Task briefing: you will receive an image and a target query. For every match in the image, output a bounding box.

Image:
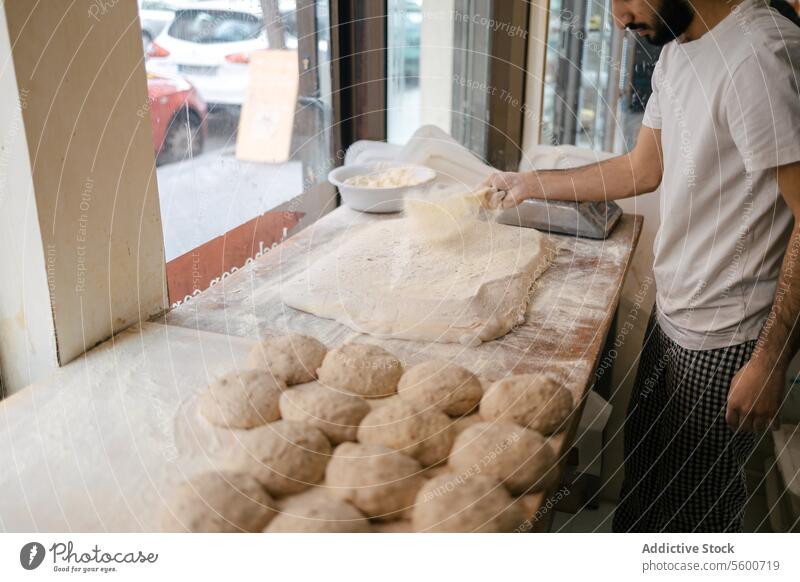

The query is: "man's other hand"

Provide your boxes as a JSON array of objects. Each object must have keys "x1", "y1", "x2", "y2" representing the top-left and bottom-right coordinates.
[
  {"x1": 726, "y1": 359, "x2": 783, "y2": 432},
  {"x1": 480, "y1": 171, "x2": 539, "y2": 208}
]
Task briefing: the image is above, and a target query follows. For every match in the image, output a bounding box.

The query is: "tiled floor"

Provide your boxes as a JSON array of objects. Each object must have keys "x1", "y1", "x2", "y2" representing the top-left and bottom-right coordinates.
[
  {"x1": 550, "y1": 502, "x2": 616, "y2": 533},
  {"x1": 548, "y1": 493, "x2": 773, "y2": 533}
]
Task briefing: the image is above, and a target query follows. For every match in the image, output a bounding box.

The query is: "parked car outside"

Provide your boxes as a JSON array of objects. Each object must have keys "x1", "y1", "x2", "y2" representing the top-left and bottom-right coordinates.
[
  {"x1": 147, "y1": 73, "x2": 208, "y2": 165},
  {"x1": 145, "y1": 2, "x2": 298, "y2": 108},
  {"x1": 139, "y1": 0, "x2": 177, "y2": 51}
]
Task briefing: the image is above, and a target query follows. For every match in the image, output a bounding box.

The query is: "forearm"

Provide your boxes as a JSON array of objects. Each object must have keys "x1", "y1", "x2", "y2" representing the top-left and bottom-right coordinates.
[
  {"x1": 752, "y1": 222, "x2": 800, "y2": 370},
  {"x1": 521, "y1": 153, "x2": 661, "y2": 203}
]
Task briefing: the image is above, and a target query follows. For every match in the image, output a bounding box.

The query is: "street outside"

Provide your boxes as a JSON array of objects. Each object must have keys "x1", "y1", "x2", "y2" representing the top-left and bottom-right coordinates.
[{"x1": 156, "y1": 110, "x2": 303, "y2": 262}]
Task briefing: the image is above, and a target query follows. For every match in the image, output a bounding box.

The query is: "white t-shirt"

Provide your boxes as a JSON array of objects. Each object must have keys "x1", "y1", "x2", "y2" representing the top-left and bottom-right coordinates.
[{"x1": 643, "y1": 0, "x2": 800, "y2": 350}]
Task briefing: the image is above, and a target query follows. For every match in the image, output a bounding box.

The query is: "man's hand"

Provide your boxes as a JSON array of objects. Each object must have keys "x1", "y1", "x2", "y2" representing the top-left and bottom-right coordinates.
[
  {"x1": 477, "y1": 126, "x2": 663, "y2": 207},
  {"x1": 480, "y1": 171, "x2": 539, "y2": 208},
  {"x1": 728, "y1": 162, "x2": 800, "y2": 433},
  {"x1": 726, "y1": 359, "x2": 783, "y2": 432}
]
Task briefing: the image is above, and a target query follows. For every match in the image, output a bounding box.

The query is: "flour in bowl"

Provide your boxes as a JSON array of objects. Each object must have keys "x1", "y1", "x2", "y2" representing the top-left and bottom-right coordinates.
[{"x1": 344, "y1": 167, "x2": 425, "y2": 188}]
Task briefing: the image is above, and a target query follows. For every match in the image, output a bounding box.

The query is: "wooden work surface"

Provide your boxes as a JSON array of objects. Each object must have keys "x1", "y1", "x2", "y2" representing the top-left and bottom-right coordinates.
[
  {"x1": 0, "y1": 206, "x2": 641, "y2": 532},
  {"x1": 167, "y1": 207, "x2": 642, "y2": 383},
  {"x1": 165, "y1": 206, "x2": 643, "y2": 530}
]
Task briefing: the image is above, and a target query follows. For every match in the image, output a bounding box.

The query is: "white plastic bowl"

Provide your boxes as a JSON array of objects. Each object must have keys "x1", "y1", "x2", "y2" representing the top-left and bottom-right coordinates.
[{"x1": 328, "y1": 163, "x2": 437, "y2": 213}]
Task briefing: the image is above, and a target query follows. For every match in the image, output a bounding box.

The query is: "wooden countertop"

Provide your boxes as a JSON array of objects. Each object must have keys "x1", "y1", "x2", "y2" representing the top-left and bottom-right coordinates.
[
  {"x1": 165, "y1": 206, "x2": 643, "y2": 530},
  {"x1": 0, "y1": 205, "x2": 641, "y2": 532},
  {"x1": 167, "y1": 207, "x2": 642, "y2": 386}
]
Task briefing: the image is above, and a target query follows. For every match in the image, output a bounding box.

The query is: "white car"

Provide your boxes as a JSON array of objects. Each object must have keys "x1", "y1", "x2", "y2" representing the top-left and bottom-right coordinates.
[
  {"x1": 145, "y1": 1, "x2": 297, "y2": 108},
  {"x1": 139, "y1": 0, "x2": 177, "y2": 50}
]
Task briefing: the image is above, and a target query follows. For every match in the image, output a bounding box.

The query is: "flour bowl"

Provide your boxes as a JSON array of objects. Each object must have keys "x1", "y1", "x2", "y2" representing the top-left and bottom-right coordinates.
[{"x1": 328, "y1": 163, "x2": 437, "y2": 213}]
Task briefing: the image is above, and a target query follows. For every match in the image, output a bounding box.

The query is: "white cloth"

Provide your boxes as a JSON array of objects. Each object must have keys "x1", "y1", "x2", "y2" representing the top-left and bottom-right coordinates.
[{"x1": 643, "y1": 0, "x2": 800, "y2": 350}]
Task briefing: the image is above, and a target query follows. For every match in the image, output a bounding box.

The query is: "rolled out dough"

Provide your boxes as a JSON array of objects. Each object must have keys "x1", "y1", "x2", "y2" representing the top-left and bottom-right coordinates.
[{"x1": 280, "y1": 217, "x2": 555, "y2": 345}]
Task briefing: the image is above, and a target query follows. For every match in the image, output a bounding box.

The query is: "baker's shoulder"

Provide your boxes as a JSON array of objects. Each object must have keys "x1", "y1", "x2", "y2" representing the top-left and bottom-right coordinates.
[
  {"x1": 652, "y1": 39, "x2": 678, "y2": 70},
  {"x1": 738, "y1": 3, "x2": 800, "y2": 65}
]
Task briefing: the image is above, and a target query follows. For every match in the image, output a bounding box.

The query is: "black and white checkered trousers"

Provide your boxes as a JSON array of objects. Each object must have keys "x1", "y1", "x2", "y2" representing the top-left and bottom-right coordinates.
[{"x1": 612, "y1": 312, "x2": 757, "y2": 533}]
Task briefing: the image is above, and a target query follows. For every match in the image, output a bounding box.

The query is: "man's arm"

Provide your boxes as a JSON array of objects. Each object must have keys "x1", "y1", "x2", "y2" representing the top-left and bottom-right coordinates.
[
  {"x1": 481, "y1": 125, "x2": 663, "y2": 208},
  {"x1": 727, "y1": 160, "x2": 800, "y2": 432}
]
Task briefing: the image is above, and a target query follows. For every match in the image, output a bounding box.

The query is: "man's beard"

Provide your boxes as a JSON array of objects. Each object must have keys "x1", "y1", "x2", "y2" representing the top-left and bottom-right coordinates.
[{"x1": 629, "y1": 0, "x2": 695, "y2": 46}]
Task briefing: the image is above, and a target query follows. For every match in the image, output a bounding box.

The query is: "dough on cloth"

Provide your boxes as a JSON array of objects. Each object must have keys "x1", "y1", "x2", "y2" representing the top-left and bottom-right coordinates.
[
  {"x1": 279, "y1": 382, "x2": 370, "y2": 444},
  {"x1": 325, "y1": 442, "x2": 425, "y2": 521},
  {"x1": 448, "y1": 421, "x2": 556, "y2": 495},
  {"x1": 480, "y1": 374, "x2": 574, "y2": 435},
  {"x1": 265, "y1": 495, "x2": 371, "y2": 533},
  {"x1": 280, "y1": 218, "x2": 555, "y2": 345},
  {"x1": 397, "y1": 360, "x2": 482, "y2": 416},
  {"x1": 317, "y1": 343, "x2": 403, "y2": 398},
  {"x1": 228, "y1": 420, "x2": 331, "y2": 497},
  {"x1": 411, "y1": 473, "x2": 525, "y2": 532},
  {"x1": 357, "y1": 400, "x2": 454, "y2": 467},
  {"x1": 161, "y1": 471, "x2": 275, "y2": 532},
  {"x1": 246, "y1": 334, "x2": 327, "y2": 385},
  {"x1": 199, "y1": 369, "x2": 285, "y2": 429}
]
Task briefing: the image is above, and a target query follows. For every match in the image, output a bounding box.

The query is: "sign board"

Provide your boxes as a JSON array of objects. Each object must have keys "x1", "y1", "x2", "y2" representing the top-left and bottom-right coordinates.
[{"x1": 236, "y1": 50, "x2": 299, "y2": 163}]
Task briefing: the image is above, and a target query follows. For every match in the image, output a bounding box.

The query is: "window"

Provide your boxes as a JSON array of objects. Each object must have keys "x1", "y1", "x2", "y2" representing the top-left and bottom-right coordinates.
[
  {"x1": 386, "y1": 0, "x2": 530, "y2": 169},
  {"x1": 387, "y1": 0, "x2": 424, "y2": 144},
  {"x1": 168, "y1": 9, "x2": 264, "y2": 44},
  {"x1": 139, "y1": 0, "x2": 335, "y2": 306},
  {"x1": 542, "y1": 0, "x2": 660, "y2": 154}
]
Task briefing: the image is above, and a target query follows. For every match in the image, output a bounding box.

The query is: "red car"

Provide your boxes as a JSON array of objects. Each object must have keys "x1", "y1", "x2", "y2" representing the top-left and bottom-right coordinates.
[{"x1": 147, "y1": 73, "x2": 208, "y2": 165}]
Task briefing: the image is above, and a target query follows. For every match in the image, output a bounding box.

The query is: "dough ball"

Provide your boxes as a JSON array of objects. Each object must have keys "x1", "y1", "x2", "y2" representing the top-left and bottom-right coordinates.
[
  {"x1": 325, "y1": 442, "x2": 425, "y2": 520},
  {"x1": 397, "y1": 360, "x2": 483, "y2": 416},
  {"x1": 199, "y1": 369, "x2": 285, "y2": 429},
  {"x1": 317, "y1": 343, "x2": 403, "y2": 398},
  {"x1": 247, "y1": 334, "x2": 327, "y2": 385},
  {"x1": 449, "y1": 413, "x2": 484, "y2": 439},
  {"x1": 229, "y1": 420, "x2": 331, "y2": 497},
  {"x1": 448, "y1": 421, "x2": 556, "y2": 495},
  {"x1": 279, "y1": 382, "x2": 370, "y2": 444},
  {"x1": 265, "y1": 495, "x2": 371, "y2": 532},
  {"x1": 412, "y1": 473, "x2": 525, "y2": 532},
  {"x1": 480, "y1": 374, "x2": 574, "y2": 435},
  {"x1": 161, "y1": 471, "x2": 275, "y2": 532},
  {"x1": 357, "y1": 400, "x2": 454, "y2": 467}
]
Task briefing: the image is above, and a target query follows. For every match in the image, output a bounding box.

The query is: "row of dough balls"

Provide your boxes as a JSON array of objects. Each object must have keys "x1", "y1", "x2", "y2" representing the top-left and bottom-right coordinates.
[{"x1": 164, "y1": 335, "x2": 574, "y2": 532}]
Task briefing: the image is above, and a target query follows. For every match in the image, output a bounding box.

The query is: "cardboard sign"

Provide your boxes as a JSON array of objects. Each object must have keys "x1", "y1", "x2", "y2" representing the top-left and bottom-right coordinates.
[{"x1": 236, "y1": 50, "x2": 298, "y2": 163}]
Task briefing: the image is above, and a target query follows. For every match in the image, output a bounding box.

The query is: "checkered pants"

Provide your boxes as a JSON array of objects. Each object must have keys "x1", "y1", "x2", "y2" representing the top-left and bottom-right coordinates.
[{"x1": 612, "y1": 313, "x2": 757, "y2": 533}]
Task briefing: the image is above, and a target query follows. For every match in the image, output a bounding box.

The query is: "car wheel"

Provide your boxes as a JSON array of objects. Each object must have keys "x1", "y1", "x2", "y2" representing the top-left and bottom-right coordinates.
[{"x1": 157, "y1": 109, "x2": 205, "y2": 166}]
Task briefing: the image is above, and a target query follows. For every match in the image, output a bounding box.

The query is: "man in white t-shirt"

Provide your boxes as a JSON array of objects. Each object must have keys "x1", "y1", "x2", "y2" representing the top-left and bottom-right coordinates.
[{"x1": 484, "y1": 0, "x2": 800, "y2": 532}]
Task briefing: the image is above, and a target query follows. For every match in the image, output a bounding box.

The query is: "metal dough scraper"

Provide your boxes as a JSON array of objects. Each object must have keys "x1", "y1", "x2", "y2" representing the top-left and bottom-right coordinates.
[{"x1": 495, "y1": 199, "x2": 622, "y2": 240}]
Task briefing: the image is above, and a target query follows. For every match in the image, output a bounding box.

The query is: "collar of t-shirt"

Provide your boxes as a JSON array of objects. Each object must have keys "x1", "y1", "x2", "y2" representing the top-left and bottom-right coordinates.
[{"x1": 674, "y1": 0, "x2": 754, "y2": 51}]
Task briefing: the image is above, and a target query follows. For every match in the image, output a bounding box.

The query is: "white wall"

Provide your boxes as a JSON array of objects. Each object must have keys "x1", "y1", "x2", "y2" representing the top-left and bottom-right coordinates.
[
  {"x1": 0, "y1": 1, "x2": 167, "y2": 394},
  {"x1": 0, "y1": 7, "x2": 59, "y2": 394}
]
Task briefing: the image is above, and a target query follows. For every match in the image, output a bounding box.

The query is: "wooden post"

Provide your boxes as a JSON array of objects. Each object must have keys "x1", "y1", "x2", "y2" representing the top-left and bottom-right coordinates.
[{"x1": 0, "y1": 1, "x2": 167, "y2": 395}]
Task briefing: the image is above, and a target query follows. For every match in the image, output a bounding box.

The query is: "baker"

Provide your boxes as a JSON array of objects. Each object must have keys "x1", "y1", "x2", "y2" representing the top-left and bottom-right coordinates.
[{"x1": 483, "y1": 0, "x2": 800, "y2": 532}]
